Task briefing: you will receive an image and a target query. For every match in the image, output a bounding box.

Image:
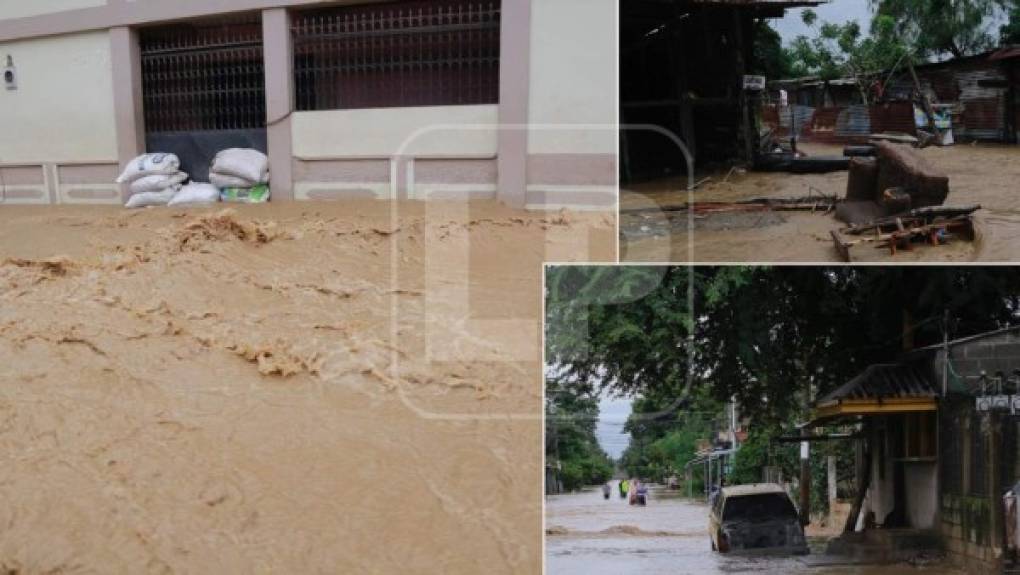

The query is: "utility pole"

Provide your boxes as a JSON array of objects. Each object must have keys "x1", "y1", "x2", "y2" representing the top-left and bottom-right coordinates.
[{"x1": 800, "y1": 357, "x2": 812, "y2": 528}]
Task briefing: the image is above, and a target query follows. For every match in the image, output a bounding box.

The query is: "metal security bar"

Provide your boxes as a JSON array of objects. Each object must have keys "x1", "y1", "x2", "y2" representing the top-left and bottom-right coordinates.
[
  {"x1": 292, "y1": 1, "x2": 501, "y2": 111},
  {"x1": 140, "y1": 15, "x2": 266, "y2": 133}
]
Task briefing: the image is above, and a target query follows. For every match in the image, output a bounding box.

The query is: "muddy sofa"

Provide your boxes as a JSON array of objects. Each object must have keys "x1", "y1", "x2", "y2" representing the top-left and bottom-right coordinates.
[{"x1": 836, "y1": 142, "x2": 950, "y2": 225}]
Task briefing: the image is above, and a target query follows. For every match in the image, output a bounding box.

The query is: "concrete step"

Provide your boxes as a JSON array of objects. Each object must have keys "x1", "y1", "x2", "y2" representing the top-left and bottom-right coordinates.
[
  {"x1": 827, "y1": 529, "x2": 942, "y2": 563},
  {"x1": 863, "y1": 528, "x2": 942, "y2": 551}
]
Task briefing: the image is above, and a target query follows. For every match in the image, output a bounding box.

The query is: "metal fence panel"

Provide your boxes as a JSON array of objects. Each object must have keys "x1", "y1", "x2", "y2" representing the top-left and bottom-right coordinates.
[
  {"x1": 140, "y1": 15, "x2": 266, "y2": 133},
  {"x1": 292, "y1": 1, "x2": 501, "y2": 111}
]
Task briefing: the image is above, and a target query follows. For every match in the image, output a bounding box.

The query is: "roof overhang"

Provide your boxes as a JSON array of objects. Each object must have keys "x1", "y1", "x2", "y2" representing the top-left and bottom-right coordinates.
[{"x1": 814, "y1": 397, "x2": 937, "y2": 421}]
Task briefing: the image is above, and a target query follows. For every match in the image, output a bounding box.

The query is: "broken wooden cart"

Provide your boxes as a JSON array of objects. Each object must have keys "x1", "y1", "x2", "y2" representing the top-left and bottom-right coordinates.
[{"x1": 830, "y1": 206, "x2": 980, "y2": 262}]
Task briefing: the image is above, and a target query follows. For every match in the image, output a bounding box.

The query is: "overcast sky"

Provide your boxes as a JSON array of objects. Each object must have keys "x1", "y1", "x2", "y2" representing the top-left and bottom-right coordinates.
[
  {"x1": 772, "y1": 0, "x2": 872, "y2": 45},
  {"x1": 597, "y1": 394, "x2": 632, "y2": 460}
]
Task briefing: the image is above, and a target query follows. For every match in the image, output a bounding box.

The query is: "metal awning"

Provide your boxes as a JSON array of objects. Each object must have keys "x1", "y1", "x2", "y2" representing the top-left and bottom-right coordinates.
[{"x1": 808, "y1": 363, "x2": 938, "y2": 426}]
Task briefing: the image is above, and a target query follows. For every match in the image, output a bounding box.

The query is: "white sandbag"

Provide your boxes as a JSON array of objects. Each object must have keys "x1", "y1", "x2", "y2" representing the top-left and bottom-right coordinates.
[
  {"x1": 210, "y1": 148, "x2": 269, "y2": 184},
  {"x1": 209, "y1": 172, "x2": 258, "y2": 189},
  {"x1": 168, "y1": 183, "x2": 221, "y2": 206},
  {"x1": 130, "y1": 171, "x2": 189, "y2": 195},
  {"x1": 116, "y1": 153, "x2": 181, "y2": 184},
  {"x1": 124, "y1": 188, "x2": 178, "y2": 209}
]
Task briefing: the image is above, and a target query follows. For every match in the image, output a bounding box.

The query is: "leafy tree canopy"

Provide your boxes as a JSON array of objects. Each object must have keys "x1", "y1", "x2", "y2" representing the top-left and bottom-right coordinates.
[
  {"x1": 1001, "y1": 0, "x2": 1020, "y2": 43},
  {"x1": 545, "y1": 378, "x2": 614, "y2": 490},
  {"x1": 872, "y1": 0, "x2": 1004, "y2": 59},
  {"x1": 546, "y1": 267, "x2": 1020, "y2": 428},
  {"x1": 785, "y1": 10, "x2": 910, "y2": 101}
]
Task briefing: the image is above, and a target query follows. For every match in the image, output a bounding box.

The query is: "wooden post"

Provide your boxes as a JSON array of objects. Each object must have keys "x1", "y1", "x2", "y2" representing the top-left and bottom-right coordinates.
[
  {"x1": 733, "y1": 10, "x2": 752, "y2": 164},
  {"x1": 1005, "y1": 61, "x2": 1018, "y2": 144},
  {"x1": 800, "y1": 429, "x2": 811, "y2": 527},
  {"x1": 828, "y1": 455, "x2": 838, "y2": 508},
  {"x1": 845, "y1": 435, "x2": 873, "y2": 534}
]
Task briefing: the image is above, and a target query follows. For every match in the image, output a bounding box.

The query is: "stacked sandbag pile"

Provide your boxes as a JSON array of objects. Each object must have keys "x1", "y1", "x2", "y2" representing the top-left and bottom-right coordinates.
[
  {"x1": 209, "y1": 148, "x2": 271, "y2": 203},
  {"x1": 168, "y1": 183, "x2": 222, "y2": 207},
  {"x1": 117, "y1": 153, "x2": 188, "y2": 208}
]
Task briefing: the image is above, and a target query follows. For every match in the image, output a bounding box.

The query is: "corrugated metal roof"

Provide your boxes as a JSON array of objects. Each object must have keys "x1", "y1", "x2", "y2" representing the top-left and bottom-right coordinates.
[
  {"x1": 818, "y1": 363, "x2": 937, "y2": 405},
  {"x1": 989, "y1": 45, "x2": 1020, "y2": 61}
]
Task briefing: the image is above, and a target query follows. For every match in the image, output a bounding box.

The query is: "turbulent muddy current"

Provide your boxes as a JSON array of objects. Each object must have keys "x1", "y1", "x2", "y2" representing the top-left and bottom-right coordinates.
[
  {"x1": 0, "y1": 201, "x2": 614, "y2": 574},
  {"x1": 546, "y1": 486, "x2": 965, "y2": 575}
]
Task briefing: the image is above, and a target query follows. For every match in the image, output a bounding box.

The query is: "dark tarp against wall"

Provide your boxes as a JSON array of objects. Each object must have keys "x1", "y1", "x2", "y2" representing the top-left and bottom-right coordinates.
[
  {"x1": 146, "y1": 130, "x2": 268, "y2": 183},
  {"x1": 140, "y1": 15, "x2": 267, "y2": 183}
]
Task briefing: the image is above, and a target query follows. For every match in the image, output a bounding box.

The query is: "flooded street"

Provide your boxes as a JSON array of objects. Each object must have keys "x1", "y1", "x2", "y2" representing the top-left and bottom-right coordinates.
[
  {"x1": 621, "y1": 143, "x2": 1020, "y2": 263},
  {"x1": 546, "y1": 485, "x2": 965, "y2": 575}
]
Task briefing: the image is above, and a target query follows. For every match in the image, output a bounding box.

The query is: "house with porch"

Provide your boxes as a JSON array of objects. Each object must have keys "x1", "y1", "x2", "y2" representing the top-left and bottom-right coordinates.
[{"x1": 803, "y1": 326, "x2": 1020, "y2": 572}]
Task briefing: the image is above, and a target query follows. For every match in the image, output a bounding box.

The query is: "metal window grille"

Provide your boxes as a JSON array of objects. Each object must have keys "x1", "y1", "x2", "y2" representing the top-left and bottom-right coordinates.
[
  {"x1": 1002, "y1": 418, "x2": 1019, "y2": 492},
  {"x1": 140, "y1": 15, "x2": 266, "y2": 133},
  {"x1": 971, "y1": 414, "x2": 988, "y2": 496},
  {"x1": 292, "y1": 1, "x2": 501, "y2": 111}
]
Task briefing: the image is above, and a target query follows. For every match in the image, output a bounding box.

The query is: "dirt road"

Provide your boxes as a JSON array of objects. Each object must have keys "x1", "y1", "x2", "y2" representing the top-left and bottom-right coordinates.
[
  {"x1": 546, "y1": 485, "x2": 964, "y2": 575},
  {"x1": 0, "y1": 201, "x2": 614, "y2": 574},
  {"x1": 621, "y1": 143, "x2": 1020, "y2": 262}
]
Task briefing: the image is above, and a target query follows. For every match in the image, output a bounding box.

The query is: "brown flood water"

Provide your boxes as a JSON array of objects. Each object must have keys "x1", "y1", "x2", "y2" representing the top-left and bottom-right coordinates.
[
  {"x1": 0, "y1": 201, "x2": 615, "y2": 574},
  {"x1": 621, "y1": 142, "x2": 1020, "y2": 262},
  {"x1": 546, "y1": 485, "x2": 965, "y2": 575}
]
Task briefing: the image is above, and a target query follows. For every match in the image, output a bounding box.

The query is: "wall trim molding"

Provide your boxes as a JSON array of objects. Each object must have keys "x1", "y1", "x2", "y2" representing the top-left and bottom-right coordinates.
[{"x1": 0, "y1": 1, "x2": 375, "y2": 43}]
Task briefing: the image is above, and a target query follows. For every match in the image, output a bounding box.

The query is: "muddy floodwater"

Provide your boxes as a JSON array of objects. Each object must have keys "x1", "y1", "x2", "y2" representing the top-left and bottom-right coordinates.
[
  {"x1": 546, "y1": 485, "x2": 965, "y2": 575},
  {"x1": 621, "y1": 142, "x2": 1020, "y2": 262},
  {"x1": 0, "y1": 201, "x2": 614, "y2": 574}
]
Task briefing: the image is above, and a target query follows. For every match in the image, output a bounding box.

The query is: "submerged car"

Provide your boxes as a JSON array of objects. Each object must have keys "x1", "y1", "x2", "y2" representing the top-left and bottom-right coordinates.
[{"x1": 709, "y1": 483, "x2": 809, "y2": 555}]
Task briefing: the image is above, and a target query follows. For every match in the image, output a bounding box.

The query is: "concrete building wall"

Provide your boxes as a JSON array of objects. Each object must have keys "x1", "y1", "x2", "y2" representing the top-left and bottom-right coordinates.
[
  {"x1": 0, "y1": 0, "x2": 619, "y2": 209},
  {"x1": 0, "y1": 31, "x2": 117, "y2": 163},
  {"x1": 0, "y1": 0, "x2": 105, "y2": 21},
  {"x1": 941, "y1": 494, "x2": 1000, "y2": 570},
  {"x1": 0, "y1": 30, "x2": 120, "y2": 204},
  {"x1": 525, "y1": 0, "x2": 616, "y2": 210},
  {"x1": 291, "y1": 105, "x2": 499, "y2": 201},
  {"x1": 905, "y1": 462, "x2": 937, "y2": 529},
  {"x1": 293, "y1": 106, "x2": 499, "y2": 159},
  {"x1": 935, "y1": 329, "x2": 1020, "y2": 382}
]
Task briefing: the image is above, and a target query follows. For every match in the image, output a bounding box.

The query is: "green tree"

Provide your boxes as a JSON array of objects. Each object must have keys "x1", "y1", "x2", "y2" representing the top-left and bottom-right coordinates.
[
  {"x1": 546, "y1": 378, "x2": 614, "y2": 491},
  {"x1": 1001, "y1": 0, "x2": 1020, "y2": 43},
  {"x1": 546, "y1": 266, "x2": 1020, "y2": 428},
  {"x1": 785, "y1": 11, "x2": 910, "y2": 102},
  {"x1": 619, "y1": 388, "x2": 723, "y2": 482},
  {"x1": 754, "y1": 20, "x2": 793, "y2": 80},
  {"x1": 872, "y1": 0, "x2": 1004, "y2": 58},
  {"x1": 729, "y1": 426, "x2": 855, "y2": 515}
]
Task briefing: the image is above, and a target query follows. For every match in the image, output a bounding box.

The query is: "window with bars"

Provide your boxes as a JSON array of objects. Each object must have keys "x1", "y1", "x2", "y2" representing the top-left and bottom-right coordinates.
[
  {"x1": 140, "y1": 15, "x2": 267, "y2": 133},
  {"x1": 292, "y1": 1, "x2": 501, "y2": 111}
]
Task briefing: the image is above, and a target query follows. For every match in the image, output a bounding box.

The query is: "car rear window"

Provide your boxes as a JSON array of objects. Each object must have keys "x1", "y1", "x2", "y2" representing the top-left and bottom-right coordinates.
[{"x1": 722, "y1": 493, "x2": 798, "y2": 522}]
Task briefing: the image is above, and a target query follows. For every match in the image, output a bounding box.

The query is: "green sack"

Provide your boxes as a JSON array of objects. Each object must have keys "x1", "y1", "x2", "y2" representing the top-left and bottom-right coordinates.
[{"x1": 220, "y1": 184, "x2": 270, "y2": 204}]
